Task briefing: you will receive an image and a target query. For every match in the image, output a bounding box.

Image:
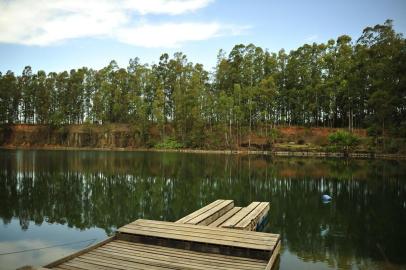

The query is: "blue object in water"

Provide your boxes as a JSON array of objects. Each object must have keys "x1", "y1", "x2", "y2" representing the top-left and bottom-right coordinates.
[
  {"x1": 322, "y1": 194, "x2": 332, "y2": 201},
  {"x1": 256, "y1": 214, "x2": 269, "y2": 231}
]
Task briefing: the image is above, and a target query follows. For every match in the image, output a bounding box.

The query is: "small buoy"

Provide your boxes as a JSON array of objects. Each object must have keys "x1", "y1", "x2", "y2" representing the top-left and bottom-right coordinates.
[{"x1": 322, "y1": 194, "x2": 332, "y2": 201}]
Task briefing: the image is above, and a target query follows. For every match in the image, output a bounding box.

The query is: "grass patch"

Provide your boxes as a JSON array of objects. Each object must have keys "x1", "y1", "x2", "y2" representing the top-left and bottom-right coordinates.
[{"x1": 155, "y1": 138, "x2": 184, "y2": 149}]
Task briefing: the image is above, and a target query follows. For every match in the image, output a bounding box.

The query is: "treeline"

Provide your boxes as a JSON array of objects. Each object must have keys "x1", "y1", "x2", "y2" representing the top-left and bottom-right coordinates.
[{"x1": 0, "y1": 20, "x2": 405, "y2": 146}]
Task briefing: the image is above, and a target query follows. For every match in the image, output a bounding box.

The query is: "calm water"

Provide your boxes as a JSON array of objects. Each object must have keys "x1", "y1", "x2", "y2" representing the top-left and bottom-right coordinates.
[{"x1": 0, "y1": 150, "x2": 406, "y2": 270}]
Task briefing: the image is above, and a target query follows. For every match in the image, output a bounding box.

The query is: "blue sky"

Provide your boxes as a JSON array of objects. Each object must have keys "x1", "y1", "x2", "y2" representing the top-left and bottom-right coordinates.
[{"x1": 0, "y1": 0, "x2": 405, "y2": 74}]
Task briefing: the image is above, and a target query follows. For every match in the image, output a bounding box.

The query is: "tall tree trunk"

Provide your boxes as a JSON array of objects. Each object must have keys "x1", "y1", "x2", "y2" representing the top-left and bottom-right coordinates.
[
  {"x1": 382, "y1": 118, "x2": 385, "y2": 152},
  {"x1": 229, "y1": 110, "x2": 232, "y2": 149},
  {"x1": 249, "y1": 100, "x2": 252, "y2": 149}
]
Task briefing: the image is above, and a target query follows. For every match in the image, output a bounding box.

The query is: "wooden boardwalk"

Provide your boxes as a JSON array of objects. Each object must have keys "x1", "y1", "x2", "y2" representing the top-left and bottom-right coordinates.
[
  {"x1": 40, "y1": 200, "x2": 280, "y2": 270},
  {"x1": 176, "y1": 199, "x2": 270, "y2": 231},
  {"x1": 46, "y1": 238, "x2": 272, "y2": 270}
]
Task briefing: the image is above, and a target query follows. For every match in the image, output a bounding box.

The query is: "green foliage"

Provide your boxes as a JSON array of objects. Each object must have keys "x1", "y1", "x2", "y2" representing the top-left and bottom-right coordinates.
[
  {"x1": 0, "y1": 20, "x2": 405, "y2": 150},
  {"x1": 367, "y1": 126, "x2": 380, "y2": 137},
  {"x1": 268, "y1": 128, "x2": 281, "y2": 143},
  {"x1": 387, "y1": 138, "x2": 400, "y2": 154},
  {"x1": 328, "y1": 131, "x2": 360, "y2": 153},
  {"x1": 373, "y1": 137, "x2": 406, "y2": 154},
  {"x1": 155, "y1": 138, "x2": 184, "y2": 149}
]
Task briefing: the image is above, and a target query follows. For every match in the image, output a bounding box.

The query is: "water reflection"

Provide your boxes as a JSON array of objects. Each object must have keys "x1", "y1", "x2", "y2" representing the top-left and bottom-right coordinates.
[
  {"x1": 0, "y1": 218, "x2": 106, "y2": 269},
  {"x1": 0, "y1": 150, "x2": 406, "y2": 269},
  {"x1": 0, "y1": 239, "x2": 76, "y2": 269}
]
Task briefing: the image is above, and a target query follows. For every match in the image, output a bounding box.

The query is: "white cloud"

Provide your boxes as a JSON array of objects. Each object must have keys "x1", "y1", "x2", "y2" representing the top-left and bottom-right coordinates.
[
  {"x1": 0, "y1": 0, "x2": 127, "y2": 45},
  {"x1": 0, "y1": 0, "x2": 245, "y2": 47},
  {"x1": 124, "y1": 0, "x2": 214, "y2": 15},
  {"x1": 117, "y1": 22, "x2": 221, "y2": 47}
]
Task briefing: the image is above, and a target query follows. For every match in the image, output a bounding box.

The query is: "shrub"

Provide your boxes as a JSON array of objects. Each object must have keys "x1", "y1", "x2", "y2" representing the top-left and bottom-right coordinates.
[
  {"x1": 387, "y1": 138, "x2": 399, "y2": 153},
  {"x1": 328, "y1": 131, "x2": 360, "y2": 154},
  {"x1": 367, "y1": 126, "x2": 380, "y2": 137},
  {"x1": 268, "y1": 128, "x2": 281, "y2": 143},
  {"x1": 155, "y1": 138, "x2": 184, "y2": 149}
]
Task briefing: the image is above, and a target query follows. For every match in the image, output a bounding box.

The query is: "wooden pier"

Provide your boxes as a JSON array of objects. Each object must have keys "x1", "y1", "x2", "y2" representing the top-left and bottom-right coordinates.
[
  {"x1": 176, "y1": 200, "x2": 270, "y2": 231},
  {"x1": 38, "y1": 200, "x2": 280, "y2": 270}
]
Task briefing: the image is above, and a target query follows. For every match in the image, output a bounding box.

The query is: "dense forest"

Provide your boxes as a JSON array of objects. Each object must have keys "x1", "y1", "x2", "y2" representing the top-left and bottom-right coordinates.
[{"x1": 0, "y1": 20, "x2": 405, "y2": 147}]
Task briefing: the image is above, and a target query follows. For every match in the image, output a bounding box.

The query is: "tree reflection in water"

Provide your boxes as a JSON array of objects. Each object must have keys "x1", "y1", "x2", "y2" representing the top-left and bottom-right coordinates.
[{"x1": 0, "y1": 150, "x2": 405, "y2": 269}]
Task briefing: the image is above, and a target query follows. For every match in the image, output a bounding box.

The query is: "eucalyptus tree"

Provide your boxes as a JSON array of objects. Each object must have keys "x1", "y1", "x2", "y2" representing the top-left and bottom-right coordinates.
[
  {"x1": 20, "y1": 66, "x2": 35, "y2": 123},
  {"x1": 53, "y1": 71, "x2": 69, "y2": 124},
  {"x1": 183, "y1": 64, "x2": 208, "y2": 147},
  {"x1": 258, "y1": 75, "x2": 277, "y2": 135},
  {"x1": 0, "y1": 71, "x2": 19, "y2": 123},
  {"x1": 335, "y1": 35, "x2": 354, "y2": 130},
  {"x1": 92, "y1": 61, "x2": 119, "y2": 123},
  {"x1": 83, "y1": 68, "x2": 96, "y2": 123},
  {"x1": 127, "y1": 58, "x2": 150, "y2": 126},
  {"x1": 171, "y1": 52, "x2": 192, "y2": 142},
  {"x1": 34, "y1": 70, "x2": 50, "y2": 124},
  {"x1": 275, "y1": 49, "x2": 288, "y2": 124},
  {"x1": 356, "y1": 19, "x2": 405, "y2": 135},
  {"x1": 46, "y1": 72, "x2": 59, "y2": 125}
]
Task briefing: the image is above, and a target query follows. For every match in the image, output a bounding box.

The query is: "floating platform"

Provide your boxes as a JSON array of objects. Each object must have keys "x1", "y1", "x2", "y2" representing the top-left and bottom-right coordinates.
[{"x1": 38, "y1": 200, "x2": 280, "y2": 270}]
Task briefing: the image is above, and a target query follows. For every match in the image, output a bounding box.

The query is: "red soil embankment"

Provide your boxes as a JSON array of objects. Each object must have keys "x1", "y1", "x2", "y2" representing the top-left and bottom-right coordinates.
[{"x1": 0, "y1": 124, "x2": 368, "y2": 151}]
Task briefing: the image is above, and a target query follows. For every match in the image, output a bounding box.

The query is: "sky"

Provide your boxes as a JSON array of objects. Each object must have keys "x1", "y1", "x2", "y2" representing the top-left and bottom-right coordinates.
[{"x1": 0, "y1": 0, "x2": 405, "y2": 74}]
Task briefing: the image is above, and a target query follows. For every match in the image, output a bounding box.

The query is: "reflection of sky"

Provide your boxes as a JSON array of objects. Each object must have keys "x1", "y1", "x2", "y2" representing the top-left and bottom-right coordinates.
[
  {"x1": 279, "y1": 246, "x2": 394, "y2": 270},
  {"x1": 0, "y1": 218, "x2": 107, "y2": 270},
  {"x1": 280, "y1": 249, "x2": 335, "y2": 270}
]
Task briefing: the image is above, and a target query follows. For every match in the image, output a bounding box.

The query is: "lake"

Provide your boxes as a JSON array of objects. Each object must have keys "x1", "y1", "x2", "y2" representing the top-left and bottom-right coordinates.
[{"x1": 0, "y1": 149, "x2": 405, "y2": 270}]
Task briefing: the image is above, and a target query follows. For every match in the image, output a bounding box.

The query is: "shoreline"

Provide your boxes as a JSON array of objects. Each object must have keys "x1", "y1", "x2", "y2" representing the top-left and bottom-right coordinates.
[{"x1": 1, "y1": 145, "x2": 406, "y2": 160}]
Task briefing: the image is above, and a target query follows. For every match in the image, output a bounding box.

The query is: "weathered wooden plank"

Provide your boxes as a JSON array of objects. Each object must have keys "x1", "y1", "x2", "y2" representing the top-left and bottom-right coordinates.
[
  {"x1": 109, "y1": 241, "x2": 267, "y2": 264},
  {"x1": 121, "y1": 220, "x2": 278, "y2": 244},
  {"x1": 221, "y1": 202, "x2": 261, "y2": 228},
  {"x1": 120, "y1": 233, "x2": 270, "y2": 260},
  {"x1": 64, "y1": 259, "x2": 115, "y2": 270},
  {"x1": 118, "y1": 226, "x2": 273, "y2": 250},
  {"x1": 99, "y1": 248, "x2": 262, "y2": 269},
  {"x1": 186, "y1": 200, "x2": 234, "y2": 225},
  {"x1": 120, "y1": 225, "x2": 277, "y2": 248},
  {"x1": 45, "y1": 236, "x2": 115, "y2": 268},
  {"x1": 52, "y1": 240, "x2": 269, "y2": 270},
  {"x1": 235, "y1": 202, "x2": 270, "y2": 230},
  {"x1": 54, "y1": 266, "x2": 82, "y2": 270},
  {"x1": 177, "y1": 200, "x2": 270, "y2": 232},
  {"x1": 57, "y1": 265, "x2": 90, "y2": 270},
  {"x1": 97, "y1": 241, "x2": 267, "y2": 269},
  {"x1": 76, "y1": 253, "x2": 172, "y2": 270},
  {"x1": 208, "y1": 207, "x2": 242, "y2": 227},
  {"x1": 117, "y1": 219, "x2": 278, "y2": 260},
  {"x1": 175, "y1": 200, "x2": 225, "y2": 224},
  {"x1": 88, "y1": 249, "x2": 255, "y2": 270},
  {"x1": 128, "y1": 219, "x2": 279, "y2": 240},
  {"x1": 121, "y1": 224, "x2": 276, "y2": 247},
  {"x1": 265, "y1": 240, "x2": 281, "y2": 270}
]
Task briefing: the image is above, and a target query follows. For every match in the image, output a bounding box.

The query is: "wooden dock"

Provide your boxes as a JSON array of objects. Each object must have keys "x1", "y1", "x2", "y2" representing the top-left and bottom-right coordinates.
[
  {"x1": 38, "y1": 200, "x2": 280, "y2": 270},
  {"x1": 176, "y1": 199, "x2": 270, "y2": 231}
]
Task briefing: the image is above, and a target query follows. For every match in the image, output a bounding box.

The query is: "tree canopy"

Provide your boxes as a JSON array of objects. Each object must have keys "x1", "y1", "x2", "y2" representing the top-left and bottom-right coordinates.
[{"x1": 0, "y1": 20, "x2": 405, "y2": 147}]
